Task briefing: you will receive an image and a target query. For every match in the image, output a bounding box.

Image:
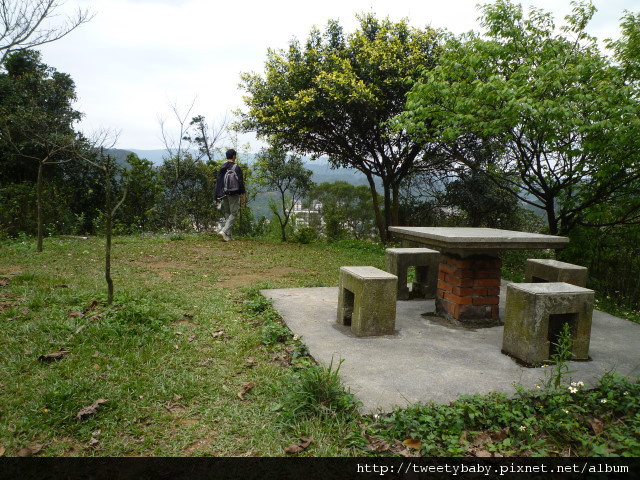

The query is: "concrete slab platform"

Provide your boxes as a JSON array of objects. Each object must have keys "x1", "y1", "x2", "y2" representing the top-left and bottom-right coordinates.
[{"x1": 262, "y1": 285, "x2": 640, "y2": 414}]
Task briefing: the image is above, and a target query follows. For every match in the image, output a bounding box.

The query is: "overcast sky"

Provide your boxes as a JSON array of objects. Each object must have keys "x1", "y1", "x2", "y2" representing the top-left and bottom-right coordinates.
[{"x1": 36, "y1": 0, "x2": 639, "y2": 151}]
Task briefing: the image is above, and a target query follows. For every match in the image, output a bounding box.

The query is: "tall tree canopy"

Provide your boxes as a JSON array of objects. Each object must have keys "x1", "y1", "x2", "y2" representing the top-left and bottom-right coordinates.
[
  {"x1": 398, "y1": 0, "x2": 640, "y2": 236},
  {"x1": 239, "y1": 14, "x2": 441, "y2": 242},
  {"x1": 0, "y1": 49, "x2": 82, "y2": 249}
]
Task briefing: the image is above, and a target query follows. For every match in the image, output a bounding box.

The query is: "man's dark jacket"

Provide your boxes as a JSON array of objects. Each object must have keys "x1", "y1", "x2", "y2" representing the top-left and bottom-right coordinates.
[{"x1": 215, "y1": 161, "x2": 246, "y2": 200}]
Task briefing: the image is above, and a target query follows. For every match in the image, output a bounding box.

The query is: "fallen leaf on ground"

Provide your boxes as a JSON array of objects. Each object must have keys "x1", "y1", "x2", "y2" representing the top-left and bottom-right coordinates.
[
  {"x1": 589, "y1": 417, "x2": 604, "y2": 435},
  {"x1": 187, "y1": 335, "x2": 196, "y2": 342},
  {"x1": 38, "y1": 350, "x2": 70, "y2": 362},
  {"x1": 0, "y1": 446, "x2": 5, "y2": 456},
  {"x1": 392, "y1": 440, "x2": 420, "y2": 457},
  {"x1": 237, "y1": 382, "x2": 255, "y2": 401},
  {"x1": 474, "y1": 449, "x2": 493, "y2": 458},
  {"x1": 471, "y1": 432, "x2": 492, "y2": 448},
  {"x1": 67, "y1": 309, "x2": 83, "y2": 318},
  {"x1": 284, "y1": 436, "x2": 313, "y2": 454},
  {"x1": 88, "y1": 437, "x2": 100, "y2": 448},
  {"x1": 175, "y1": 331, "x2": 183, "y2": 336},
  {"x1": 0, "y1": 279, "x2": 8, "y2": 287},
  {"x1": 212, "y1": 330, "x2": 225, "y2": 339},
  {"x1": 490, "y1": 427, "x2": 510, "y2": 442},
  {"x1": 164, "y1": 402, "x2": 187, "y2": 413},
  {"x1": 364, "y1": 434, "x2": 391, "y2": 452},
  {"x1": 245, "y1": 357, "x2": 256, "y2": 367},
  {"x1": 402, "y1": 438, "x2": 422, "y2": 450},
  {"x1": 17, "y1": 444, "x2": 44, "y2": 457},
  {"x1": 76, "y1": 398, "x2": 109, "y2": 421},
  {"x1": 83, "y1": 300, "x2": 100, "y2": 313}
]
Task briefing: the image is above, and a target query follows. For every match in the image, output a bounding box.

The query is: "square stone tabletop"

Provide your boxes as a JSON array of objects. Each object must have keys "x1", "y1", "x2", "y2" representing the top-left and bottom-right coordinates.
[{"x1": 389, "y1": 227, "x2": 569, "y2": 254}]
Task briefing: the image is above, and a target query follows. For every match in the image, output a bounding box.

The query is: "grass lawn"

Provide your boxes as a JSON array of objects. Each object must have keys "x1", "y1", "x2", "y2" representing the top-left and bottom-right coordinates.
[{"x1": 0, "y1": 234, "x2": 638, "y2": 457}]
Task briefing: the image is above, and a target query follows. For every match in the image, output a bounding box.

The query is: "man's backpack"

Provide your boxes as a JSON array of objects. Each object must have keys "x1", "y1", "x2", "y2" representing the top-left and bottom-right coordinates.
[{"x1": 223, "y1": 163, "x2": 241, "y2": 195}]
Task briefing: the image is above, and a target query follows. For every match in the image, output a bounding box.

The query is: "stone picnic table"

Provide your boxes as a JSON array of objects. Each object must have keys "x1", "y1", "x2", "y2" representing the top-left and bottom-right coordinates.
[{"x1": 388, "y1": 227, "x2": 569, "y2": 326}]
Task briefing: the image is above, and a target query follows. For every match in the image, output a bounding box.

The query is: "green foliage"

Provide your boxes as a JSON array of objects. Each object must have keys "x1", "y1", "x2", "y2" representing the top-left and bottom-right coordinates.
[
  {"x1": 277, "y1": 359, "x2": 360, "y2": 425},
  {"x1": 370, "y1": 373, "x2": 640, "y2": 456},
  {"x1": 156, "y1": 153, "x2": 219, "y2": 232},
  {"x1": 562, "y1": 223, "x2": 640, "y2": 313},
  {"x1": 239, "y1": 14, "x2": 442, "y2": 241},
  {"x1": 261, "y1": 320, "x2": 291, "y2": 347},
  {"x1": 399, "y1": 0, "x2": 640, "y2": 236},
  {"x1": 328, "y1": 238, "x2": 387, "y2": 256},
  {"x1": 118, "y1": 154, "x2": 162, "y2": 234},
  {"x1": 291, "y1": 226, "x2": 318, "y2": 244},
  {"x1": 441, "y1": 169, "x2": 520, "y2": 228},
  {"x1": 310, "y1": 181, "x2": 378, "y2": 241},
  {"x1": 546, "y1": 323, "x2": 575, "y2": 391},
  {"x1": 254, "y1": 146, "x2": 314, "y2": 242}
]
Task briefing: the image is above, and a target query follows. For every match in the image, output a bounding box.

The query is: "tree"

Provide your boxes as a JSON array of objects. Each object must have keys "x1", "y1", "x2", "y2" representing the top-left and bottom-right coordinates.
[
  {"x1": 310, "y1": 181, "x2": 378, "y2": 241},
  {"x1": 254, "y1": 146, "x2": 314, "y2": 242},
  {"x1": 1, "y1": 0, "x2": 92, "y2": 64},
  {"x1": 76, "y1": 141, "x2": 127, "y2": 305},
  {"x1": 157, "y1": 102, "x2": 224, "y2": 231},
  {"x1": 239, "y1": 14, "x2": 441, "y2": 242},
  {"x1": 183, "y1": 114, "x2": 228, "y2": 163},
  {"x1": 0, "y1": 50, "x2": 81, "y2": 250},
  {"x1": 119, "y1": 153, "x2": 161, "y2": 233},
  {"x1": 398, "y1": 0, "x2": 640, "y2": 236}
]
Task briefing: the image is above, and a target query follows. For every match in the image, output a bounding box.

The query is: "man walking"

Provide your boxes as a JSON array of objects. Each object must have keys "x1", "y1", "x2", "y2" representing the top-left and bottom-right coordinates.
[{"x1": 214, "y1": 149, "x2": 247, "y2": 241}]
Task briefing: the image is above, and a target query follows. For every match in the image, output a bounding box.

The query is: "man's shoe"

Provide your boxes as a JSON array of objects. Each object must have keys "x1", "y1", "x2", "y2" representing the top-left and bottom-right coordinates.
[{"x1": 218, "y1": 230, "x2": 230, "y2": 242}]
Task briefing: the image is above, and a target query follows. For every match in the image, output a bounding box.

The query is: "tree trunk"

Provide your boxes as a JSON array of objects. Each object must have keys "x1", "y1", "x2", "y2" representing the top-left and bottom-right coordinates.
[
  {"x1": 105, "y1": 163, "x2": 114, "y2": 305},
  {"x1": 391, "y1": 181, "x2": 400, "y2": 228},
  {"x1": 546, "y1": 202, "x2": 559, "y2": 236},
  {"x1": 366, "y1": 177, "x2": 386, "y2": 244},
  {"x1": 382, "y1": 179, "x2": 392, "y2": 242},
  {"x1": 36, "y1": 161, "x2": 44, "y2": 252}
]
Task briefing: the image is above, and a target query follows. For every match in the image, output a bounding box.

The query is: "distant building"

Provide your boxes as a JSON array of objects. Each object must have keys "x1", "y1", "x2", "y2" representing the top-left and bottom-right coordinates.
[{"x1": 292, "y1": 201, "x2": 323, "y2": 229}]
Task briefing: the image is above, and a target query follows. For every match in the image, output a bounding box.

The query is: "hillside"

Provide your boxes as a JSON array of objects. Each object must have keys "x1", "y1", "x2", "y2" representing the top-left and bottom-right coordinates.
[{"x1": 109, "y1": 148, "x2": 377, "y2": 188}]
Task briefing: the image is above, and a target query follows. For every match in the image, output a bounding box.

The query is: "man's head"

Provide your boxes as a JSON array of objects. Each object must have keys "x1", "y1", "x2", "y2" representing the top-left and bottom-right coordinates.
[{"x1": 226, "y1": 149, "x2": 237, "y2": 161}]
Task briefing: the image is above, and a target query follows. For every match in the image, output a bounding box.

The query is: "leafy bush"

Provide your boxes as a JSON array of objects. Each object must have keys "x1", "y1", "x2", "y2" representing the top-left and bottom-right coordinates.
[
  {"x1": 261, "y1": 319, "x2": 291, "y2": 346},
  {"x1": 291, "y1": 226, "x2": 318, "y2": 244}
]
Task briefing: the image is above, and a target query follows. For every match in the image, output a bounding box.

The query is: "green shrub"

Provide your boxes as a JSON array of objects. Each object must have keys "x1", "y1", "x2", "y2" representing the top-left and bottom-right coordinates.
[
  {"x1": 277, "y1": 358, "x2": 360, "y2": 425},
  {"x1": 261, "y1": 319, "x2": 291, "y2": 346},
  {"x1": 291, "y1": 226, "x2": 318, "y2": 244}
]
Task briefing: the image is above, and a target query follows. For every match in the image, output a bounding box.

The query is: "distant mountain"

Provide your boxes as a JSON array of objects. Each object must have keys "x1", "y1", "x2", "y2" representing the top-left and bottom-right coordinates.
[
  {"x1": 127, "y1": 149, "x2": 167, "y2": 165},
  {"x1": 110, "y1": 148, "x2": 376, "y2": 187}
]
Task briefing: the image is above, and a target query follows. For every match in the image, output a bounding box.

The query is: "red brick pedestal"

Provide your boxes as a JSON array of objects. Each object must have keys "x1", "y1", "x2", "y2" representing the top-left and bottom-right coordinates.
[{"x1": 436, "y1": 253, "x2": 502, "y2": 325}]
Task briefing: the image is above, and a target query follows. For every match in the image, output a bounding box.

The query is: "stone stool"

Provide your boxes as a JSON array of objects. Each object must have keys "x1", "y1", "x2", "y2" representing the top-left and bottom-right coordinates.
[
  {"x1": 502, "y1": 282, "x2": 595, "y2": 364},
  {"x1": 337, "y1": 266, "x2": 397, "y2": 337},
  {"x1": 525, "y1": 259, "x2": 588, "y2": 287},
  {"x1": 386, "y1": 248, "x2": 440, "y2": 300}
]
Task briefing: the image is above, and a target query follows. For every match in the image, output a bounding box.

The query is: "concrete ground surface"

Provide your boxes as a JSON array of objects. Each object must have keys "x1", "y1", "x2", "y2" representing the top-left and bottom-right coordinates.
[{"x1": 262, "y1": 284, "x2": 640, "y2": 414}]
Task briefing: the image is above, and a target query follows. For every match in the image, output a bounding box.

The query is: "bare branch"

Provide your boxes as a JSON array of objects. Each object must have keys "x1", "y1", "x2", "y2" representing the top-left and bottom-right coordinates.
[{"x1": 1, "y1": 0, "x2": 94, "y2": 64}]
